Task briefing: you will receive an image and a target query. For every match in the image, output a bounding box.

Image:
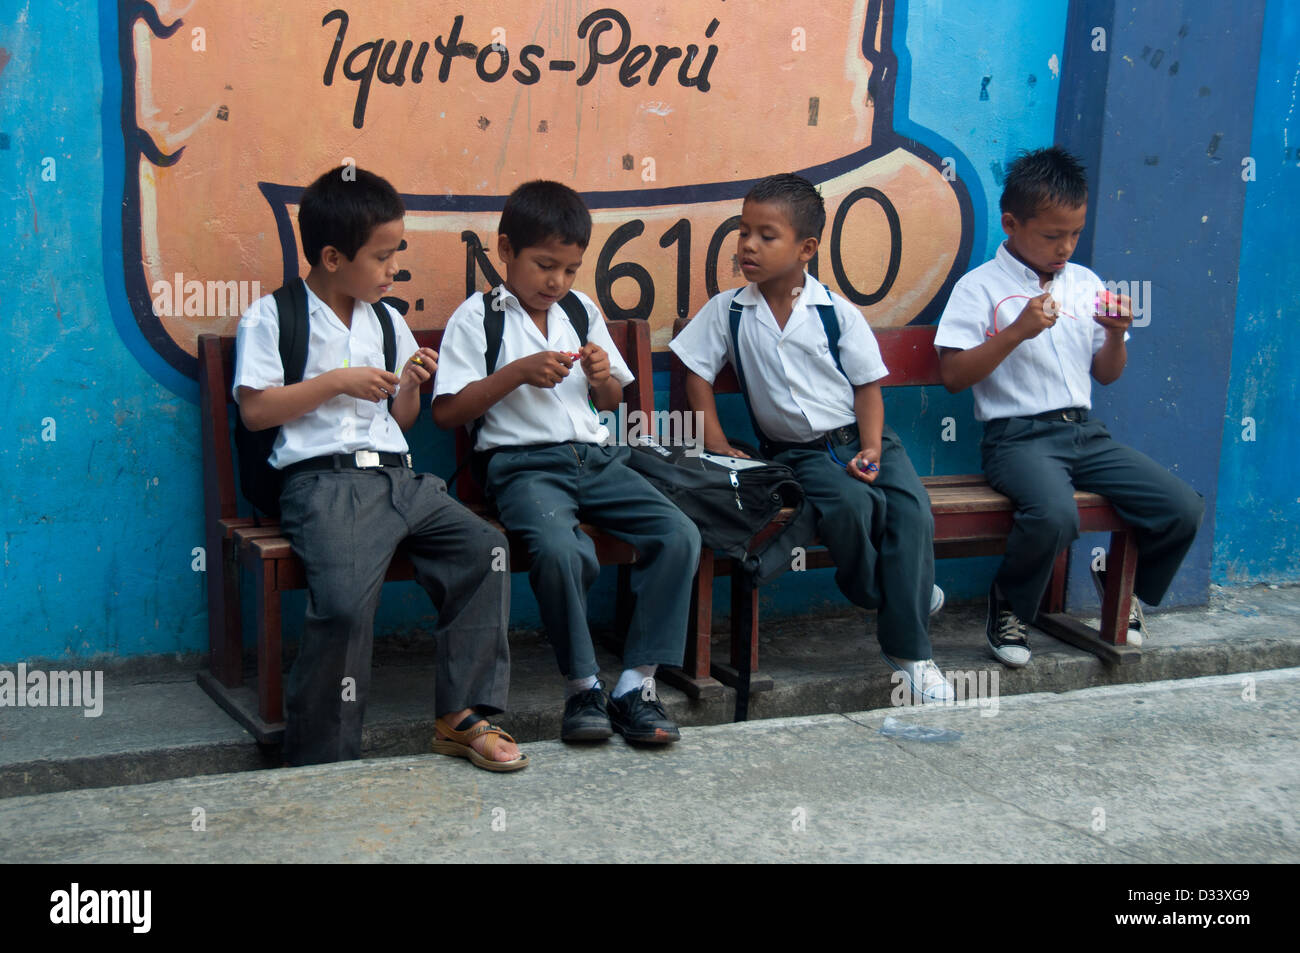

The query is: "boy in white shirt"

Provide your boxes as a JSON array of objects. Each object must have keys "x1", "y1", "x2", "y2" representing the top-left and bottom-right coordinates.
[
  {"x1": 670, "y1": 173, "x2": 952, "y2": 705},
  {"x1": 433, "y1": 180, "x2": 700, "y2": 745},
  {"x1": 935, "y1": 147, "x2": 1203, "y2": 666},
  {"x1": 235, "y1": 167, "x2": 525, "y2": 770}
]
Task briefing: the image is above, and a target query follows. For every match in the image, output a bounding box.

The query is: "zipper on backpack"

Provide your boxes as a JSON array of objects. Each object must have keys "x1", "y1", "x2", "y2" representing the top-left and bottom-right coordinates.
[{"x1": 729, "y1": 470, "x2": 743, "y2": 510}]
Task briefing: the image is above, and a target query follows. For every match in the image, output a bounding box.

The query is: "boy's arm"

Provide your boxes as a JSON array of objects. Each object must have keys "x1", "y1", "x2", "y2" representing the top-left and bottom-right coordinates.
[
  {"x1": 430, "y1": 352, "x2": 575, "y2": 428},
  {"x1": 1090, "y1": 291, "x2": 1132, "y2": 385},
  {"x1": 938, "y1": 291, "x2": 1055, "y2": 392},
  {"x1": 683, "y1": 371, "x2": 749, "y2": 457},
  {"x1": 847, "y1": 381, "x2": 884, "y2": 484},
  {"x1": 238, "y1": 367, "x2": 399, "y2": 431}
]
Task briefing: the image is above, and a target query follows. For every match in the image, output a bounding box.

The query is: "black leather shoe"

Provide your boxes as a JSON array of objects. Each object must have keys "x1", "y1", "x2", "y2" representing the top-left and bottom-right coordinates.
[
  {"x1": 561, "y1": 687, "x2": 613, "y2": 742},
  {"x1": 609, "y1": 683, "x2": 680, "y2": 744}
]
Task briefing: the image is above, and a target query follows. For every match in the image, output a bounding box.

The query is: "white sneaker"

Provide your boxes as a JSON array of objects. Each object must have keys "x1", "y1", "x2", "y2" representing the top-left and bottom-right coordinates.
[
  {"x1": 883, "y1": 653, "x2": 955, "y2": 704},
  {"x1": 986, "y1": 583, "x2": 1031, "y2": 668},
  {"x1": 1091, "y1": 568, "x2": 1145, "y2": 647},
  {"x1": 929, "y1": 584, "x2": 945, "y2": 616}
]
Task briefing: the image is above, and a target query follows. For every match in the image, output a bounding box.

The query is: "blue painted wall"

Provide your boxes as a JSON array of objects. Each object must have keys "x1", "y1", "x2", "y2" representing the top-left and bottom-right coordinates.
[
  {"x1": 0, "y1": 0, "x2": 1294, "y2": 665},
  {"x1": 1213, "y1": 0, "x2": 1300, "y2": 585}
]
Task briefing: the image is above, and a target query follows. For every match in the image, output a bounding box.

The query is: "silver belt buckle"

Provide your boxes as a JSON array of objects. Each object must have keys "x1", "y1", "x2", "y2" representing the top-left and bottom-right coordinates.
[{"x1": 355, "y1": 450, "x2": 381, "y2": 468}]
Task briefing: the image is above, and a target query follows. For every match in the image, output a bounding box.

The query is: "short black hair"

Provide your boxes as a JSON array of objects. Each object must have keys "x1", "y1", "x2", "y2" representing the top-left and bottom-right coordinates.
[
  {"x1": 298, "y1": 166, "x2": 404, "y2": 266},
  {"x1": 1000, "y1": 147, "x2": 1089, "y2": 221},
  {"x1": 499, "y1": 180, "x2": 592, "y2": 252},
  {"x1": 744, "y1": 173, "x2": 826, "y2": 241}
]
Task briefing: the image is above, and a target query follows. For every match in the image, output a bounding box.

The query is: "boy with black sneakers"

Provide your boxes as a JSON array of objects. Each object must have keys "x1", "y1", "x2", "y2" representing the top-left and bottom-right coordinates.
[
  {"x1": 934, "y1": 147, "x2": 1203, "y2": 667},
  {"x1": 671, "y1": 173, "x2": 952, "y2": 705},
  {"x1": 432, "y1": 180, "x2": 700, "y2": 745},
  {"x1": 234, "y1": 167, "x2": 525, "y2": 770}
]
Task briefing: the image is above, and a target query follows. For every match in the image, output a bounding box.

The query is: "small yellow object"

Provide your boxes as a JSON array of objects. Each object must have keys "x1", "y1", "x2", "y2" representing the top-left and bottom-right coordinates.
[{"x1": 410, "y1": 355, "x2": 424, "y2": 365}]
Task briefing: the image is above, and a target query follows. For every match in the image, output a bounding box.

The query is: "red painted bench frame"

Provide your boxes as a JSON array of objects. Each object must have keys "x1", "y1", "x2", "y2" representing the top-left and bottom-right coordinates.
[
  {"x1": 660, "y1": 320, "x2": 1140, "y2": 700},
  {"x1": 198, "y1": 320, "x2": 653, "y2": 743}
]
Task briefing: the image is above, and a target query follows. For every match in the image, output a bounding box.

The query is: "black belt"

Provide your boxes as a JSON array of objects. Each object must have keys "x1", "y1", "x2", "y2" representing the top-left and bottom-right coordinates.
[
  {"x1": 283, "y1": 451, "x2": 412, "y2": 476},
  {"x1": 764, "y1": 423, "x2": 858, "y2": 456},
  {"x1": 1023, "y1": 407, "x2": 1089, "y2": 423}
]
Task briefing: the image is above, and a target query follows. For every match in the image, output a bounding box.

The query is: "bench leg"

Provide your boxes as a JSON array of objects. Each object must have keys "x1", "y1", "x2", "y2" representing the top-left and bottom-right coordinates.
[
  {"x1": 1033, "y1": 536, "x2": 1141, "y2": 665},
  {"x1": 208, "y1": 534, "x2": 243, "y2": 687},
  {"x1": 711, "y1": 564, "x2": 775, "y2": 697},
  {"x1": 253, "y1": 560, "x2": 285, "y2": 731},
  {"x1": 657, "y1": 550, "x2": 725, "y2": 700},
  {"x1": 1099, "y1": 529, "x2": 1139, "y2": 645}
]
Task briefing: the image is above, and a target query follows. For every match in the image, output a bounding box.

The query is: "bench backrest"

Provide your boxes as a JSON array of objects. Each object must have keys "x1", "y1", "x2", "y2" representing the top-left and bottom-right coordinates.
[
  {"x1": 667, "y1": 318, "x2": 941, "y2": 414},
  {"x1": 199, "y1": 318, "x2": 655, "y2": 522}
]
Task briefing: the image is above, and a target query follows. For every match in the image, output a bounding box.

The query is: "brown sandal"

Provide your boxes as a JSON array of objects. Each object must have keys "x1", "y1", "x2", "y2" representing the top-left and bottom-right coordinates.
[{"x1": 431, "y1": 713, "x2": 529, "y2": 773}]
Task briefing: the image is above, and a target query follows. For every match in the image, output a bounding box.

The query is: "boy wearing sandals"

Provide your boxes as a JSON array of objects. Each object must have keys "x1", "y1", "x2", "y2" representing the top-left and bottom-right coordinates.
[
  {"x1": 433, "y1": 180, "x2": 700, "y2": 746},
  {"x1": 234, "y1": 166, "x2": 526, "y2": 771},
  {"x1": 671, "y1": 173, "x2": 953, "y2": 705},
  {"x1": 935, "y1": 147, "x2": 1203, "y2": 667}
]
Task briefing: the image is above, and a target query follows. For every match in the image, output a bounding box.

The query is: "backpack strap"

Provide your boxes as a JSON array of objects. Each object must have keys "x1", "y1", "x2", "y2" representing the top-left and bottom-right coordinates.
[
  {"x1": 272, "y1": 278, "x2": 310, "y2": 386},
  {"x1": 727, "y1": 291, "x2": 770, "y2": 449},
  {"x1": 558, "y1": 290, "x2": 589, "y2": 346},
  {"x1": 375, "y1": 298, "x2": 397, "y2": 412}
]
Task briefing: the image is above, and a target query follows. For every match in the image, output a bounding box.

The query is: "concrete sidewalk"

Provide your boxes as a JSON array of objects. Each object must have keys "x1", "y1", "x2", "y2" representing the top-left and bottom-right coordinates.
[
  {"x1": 2, "y1": 583, "x2": 1299, "y2": 800},
  {"x1": 1, "y1": 669, "x2": 1296, "y2": 863}
]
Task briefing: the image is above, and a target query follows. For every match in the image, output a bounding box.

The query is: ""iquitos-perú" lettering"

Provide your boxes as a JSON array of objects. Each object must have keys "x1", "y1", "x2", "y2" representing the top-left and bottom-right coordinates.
[{"x1": 322, "y1": 7, "x2": 721, "y2": 129}]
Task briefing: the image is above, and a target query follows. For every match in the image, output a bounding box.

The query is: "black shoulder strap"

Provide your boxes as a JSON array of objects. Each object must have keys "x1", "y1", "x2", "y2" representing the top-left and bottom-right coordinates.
[
  {"x1": 559, "y1": 291, "x2": 589, "y2": 346},
  {"x1": 726, "y1": 291, "x2": 769, "y2": 447},
  {"x1": 813, "y1": 284, "x2": 847, "y2": 380},
  {"x1": 482, "y1": 290, "x2": 506, "y2": 375},
  {"x1": 375, "y1": 298, "x2": 397, "y2": 412},
  {"x1": 272, "y1": 279, "x2": 309, "y2": 386}
]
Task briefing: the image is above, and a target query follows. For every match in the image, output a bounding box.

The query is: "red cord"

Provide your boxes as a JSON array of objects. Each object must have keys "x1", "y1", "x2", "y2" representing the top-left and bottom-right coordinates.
[{"x1": 986, "y1": 294, "x2": 1080, "y2": 337}]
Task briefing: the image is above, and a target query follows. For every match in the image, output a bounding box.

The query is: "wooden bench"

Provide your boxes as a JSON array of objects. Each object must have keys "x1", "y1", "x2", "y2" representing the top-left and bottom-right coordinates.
[
  {"x1": 660, "y1": 320, "x2": 1141, "y2": 706},
  {"x1": 197, "y1": 319, "x2": 654, "y2": 743}
]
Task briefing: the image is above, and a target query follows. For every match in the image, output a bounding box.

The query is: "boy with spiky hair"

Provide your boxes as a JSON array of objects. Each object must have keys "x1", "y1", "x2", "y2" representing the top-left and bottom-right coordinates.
[
  {"x1": 433, "y1": 180, "x2": 700, "y2": 745},
  {"x1": 935, "y1": 146, "x2": 1203, "y2": 666},
  {"x1": 671, "y1": 172, "x2": 952, "y2": 705},
  {"x1": 235, "y1": 166, "x2": 525, "y2": 770}
]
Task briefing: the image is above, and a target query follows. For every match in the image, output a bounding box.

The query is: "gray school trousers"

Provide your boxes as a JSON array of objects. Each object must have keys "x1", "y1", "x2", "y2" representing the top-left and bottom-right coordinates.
[
  {"x1": 277, "y1": 465, "x2": 511, "y2": 766},
  {"x1": 485, "y1": 442, "x2": 700, "y2": 681},
  {"x1": 774, "y1": 424, "x2": 936, "y2": 660},
  {"x1": 981, "y1": 414, "x2": 1204, "y2": 623}
]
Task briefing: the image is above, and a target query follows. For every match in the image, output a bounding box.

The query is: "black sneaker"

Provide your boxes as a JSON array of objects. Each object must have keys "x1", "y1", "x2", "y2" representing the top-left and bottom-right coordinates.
[
  {"x1": 561, "y1": 687, "x2": 613, "y2": 742},
  {"x1": 608, "y1": 680, "x2": 680, "y2": 745},
  {"x1": 986, "y1": 582, "x2": 1031, "y2": 668}
]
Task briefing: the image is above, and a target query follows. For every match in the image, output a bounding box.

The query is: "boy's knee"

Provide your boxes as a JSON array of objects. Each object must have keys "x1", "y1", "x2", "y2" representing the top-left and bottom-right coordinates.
[
  {"x1": 531, "y1": 530, "x2": 595, "y2": 573},
  {"x1": 1026, "y1": 498, "x2": 1079, "y2": 542}
]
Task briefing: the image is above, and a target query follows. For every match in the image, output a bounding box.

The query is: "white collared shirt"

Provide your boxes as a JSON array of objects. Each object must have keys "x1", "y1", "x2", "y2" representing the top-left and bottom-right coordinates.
[
  {"x1": 433, "y1": 287, "x2": 633, "y2": 451},
  {"x1": 233, "y1": 284, "x2": 418, "y2": 468},
  {"x1": 669, "y1": 274, "x2": 888, "y2": 444},
  {"x1": 934, "y1": 242, "x2": 1127, "y2": 421}
]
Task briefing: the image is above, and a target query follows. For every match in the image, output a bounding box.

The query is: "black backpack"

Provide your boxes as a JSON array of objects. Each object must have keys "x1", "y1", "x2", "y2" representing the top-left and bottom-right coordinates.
[
  {"x1": 627, "y1": 438, "x2": 816, "y2": 586},
  {"x1": 233, "y1": 279, "x2": 397, "y2": 518}
]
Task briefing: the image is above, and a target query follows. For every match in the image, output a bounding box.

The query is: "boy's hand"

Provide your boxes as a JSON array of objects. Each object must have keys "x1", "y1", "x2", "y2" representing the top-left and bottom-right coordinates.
[
  {"x1": 705, "y1": 441, "x2": 750, "y2": 459},
  {"x1": 514, "y1": 351, "x2": 574, "y2": 389},
  {"x1": 1011, "y1": 291, "x2": 1058, "y2": 340},
  {"x1": 399, "y1": 347, "x2": 438, "y2": 389},
  {"x1": 334, "y1": 366, "x2": 400, "y2": 402},
  {"x1": 579, "y1": 342, "x2": 611, "y2": 385},
  {"x1": 1093, "y1": 290, "x2": 1133, "y2": 334},
  {"x1": 848, "y1": 445, "x2": 881, "y2": 483}
]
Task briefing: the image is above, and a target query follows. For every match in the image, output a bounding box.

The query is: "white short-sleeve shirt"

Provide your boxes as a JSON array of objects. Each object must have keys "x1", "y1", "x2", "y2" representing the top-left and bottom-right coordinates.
[
  {"x1": 433, "y1": 286, "x2": 633, "y2": 451},
  {"x1": 934, "y1": 242, "x2": 1122, "y2": 421},
  {"x1": 669, "y1": 274, "x2": 887, "y2": 444},
  {"x1": 233, "y1": 284, "x2": 418, "y2": 468}
]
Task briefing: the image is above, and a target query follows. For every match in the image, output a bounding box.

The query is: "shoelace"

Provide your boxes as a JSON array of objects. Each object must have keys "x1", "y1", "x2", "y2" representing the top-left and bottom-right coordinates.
[
  {"x1": 997, "y1": 610, "x2": 1028, "y2": 644},
  {"x1": 918, "y1": 660, "x2": 945, "y2": 688}
]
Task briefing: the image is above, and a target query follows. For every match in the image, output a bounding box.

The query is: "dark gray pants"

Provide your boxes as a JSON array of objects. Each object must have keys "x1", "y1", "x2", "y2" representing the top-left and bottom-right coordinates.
[
  {"x1": 486, "y1": 443, "x2": 699, "y2": 680},
  {"x1": 277, "y1": 466, "x2": 511, "y2": 766},
  {"x1": 981, "y1": 415, "x2": 1204, "y2": 622},
  {"x1": 776, "y1": 424, "x2": 936, "y2": 660}
]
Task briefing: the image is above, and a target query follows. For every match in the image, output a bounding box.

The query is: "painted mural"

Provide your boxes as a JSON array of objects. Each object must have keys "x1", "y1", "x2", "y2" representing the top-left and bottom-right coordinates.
[{"x1": 114, "y1": 0, "x2": 973, "y2": 390}]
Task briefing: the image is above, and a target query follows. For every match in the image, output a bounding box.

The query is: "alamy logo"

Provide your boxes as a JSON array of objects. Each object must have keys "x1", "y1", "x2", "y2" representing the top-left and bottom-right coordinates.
[
  {"x1": 49, "y1": 883, "x2": 151, "y2": 933},
  {"x1": 0, "y1": 663, "x2": 104, "y2": 718}
]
